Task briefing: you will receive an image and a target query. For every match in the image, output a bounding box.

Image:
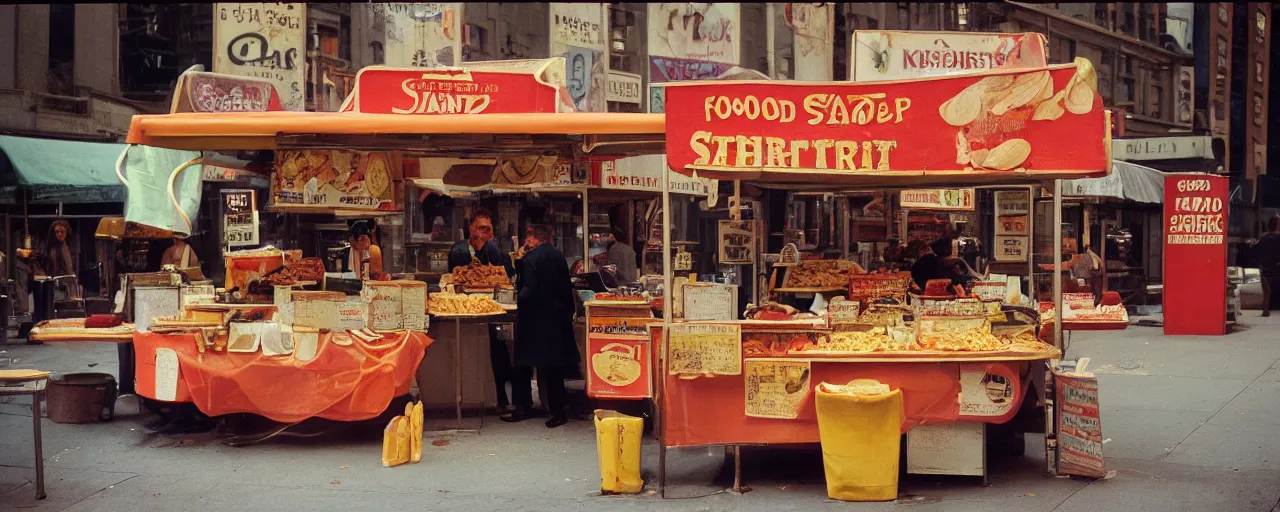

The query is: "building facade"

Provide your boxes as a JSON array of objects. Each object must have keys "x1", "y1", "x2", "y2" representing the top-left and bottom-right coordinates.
[{"x1": 0, "y1": 4, "x2": 1268, "y2": 183}]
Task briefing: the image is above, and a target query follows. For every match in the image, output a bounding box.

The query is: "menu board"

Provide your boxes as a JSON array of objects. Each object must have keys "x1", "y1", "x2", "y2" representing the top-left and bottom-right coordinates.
[
  {"x1": 682, "y1": 283, "x2": 737, "y2": 321},
  {"x1": 1055, "y1": 373, "x2": 1106, "y2": 478},
  {"x1": 994, "y1": 190, "x2": 1030, "y2": 262},
  {"x1": 668, "y1": 323, "x2": 742, "y2": 376},
  {"x1": 744, "y1": 359, "x2": 811, "y2": 419},
  {"x1": 364, "y1": 281, "x2": 427, "y2": 331},
  {"x1": 586, "y1": 321, "x2": 651, "y2": 399},
  {"x1": 717, "y1": 220, "x2": 755, "y2": 265}
]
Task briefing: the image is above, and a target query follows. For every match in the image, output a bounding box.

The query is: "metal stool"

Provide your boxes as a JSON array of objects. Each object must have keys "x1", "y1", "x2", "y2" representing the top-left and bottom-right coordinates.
[{"x1": 0, "y1": 371, "x2": 49, "y2": 500}]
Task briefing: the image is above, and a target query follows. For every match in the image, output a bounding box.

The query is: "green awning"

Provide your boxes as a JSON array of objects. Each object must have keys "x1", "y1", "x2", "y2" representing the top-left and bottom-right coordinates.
[{"x1": 0, "y1": 135, "x2": 128, "y2": 204}]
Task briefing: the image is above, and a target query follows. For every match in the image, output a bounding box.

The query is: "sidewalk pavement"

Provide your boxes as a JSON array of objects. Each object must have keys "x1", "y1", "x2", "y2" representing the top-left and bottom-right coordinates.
[{"x1": 3, "y1": 316, "x2": 1279, "y2": 512}]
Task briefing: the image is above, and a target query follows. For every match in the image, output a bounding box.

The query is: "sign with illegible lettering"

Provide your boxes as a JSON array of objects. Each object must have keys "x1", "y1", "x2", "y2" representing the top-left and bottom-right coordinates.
[
  {"x1": 899, "y1": 189, "x2": 975, "y2": 210},
  {"x1": 852, "y1": 31, "x2": 1048, "y2": 82},
  {"x1": 744, "y1": 359, "x2": 811, "y2": 419},
  {"x1": 664, "y1": 63, "x2": 1109, "y2": 181},
  {"x1": 172, "y1": 70, "x2": 284, "y2": 114},
  {"x1": 370, "y1": 3, "x2": 461, "y2": 69},
  {"x1": 343, "y1": 67, "x2": 563, "y2": 115},
  {"x1": 995, "y1": 235, "x2": 1028, "y2": 262},
  {"x1": 221, "y1": 189, "x2": 259, "y2": 247},
  {"x1": 718, "y1": 220, "x2": 755, "y2": 265},
  {"x1": 826, "y1": 297, "x2": 861, "y2": 327},
  {"x1": 588, "y1": 338, "x2": 650, "y2": 399},
  {"x1": 1054, "y1": 372, "x2": 1105, "y2": 478},
  {"x1": 1163, "y1": 175, "x2": 1228, "y2": 335},
  {"x1": 969, "y1": 281, "x2": 1009, "y2": 301},
  {"x1": 681, "y1": 283, "x2": 737, "y2": 321},
  {"x1": 587, "y1": 316, "x2": 651, "y2": 399},
  {"x1": 668, "y1": 323, "x2": 742, "y2": 376},
  {"x1": 213, "y1": 3, "x2": 306, "y2": 111},
  {"x1": 607, "y1": 71, "x2": 644, "y2": 104}
]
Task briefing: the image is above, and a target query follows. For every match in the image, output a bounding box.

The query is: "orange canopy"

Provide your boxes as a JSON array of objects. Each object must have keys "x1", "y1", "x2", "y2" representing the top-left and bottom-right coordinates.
[{"x1": 126, "y1": 111, "x2": 666, "y2": 152}]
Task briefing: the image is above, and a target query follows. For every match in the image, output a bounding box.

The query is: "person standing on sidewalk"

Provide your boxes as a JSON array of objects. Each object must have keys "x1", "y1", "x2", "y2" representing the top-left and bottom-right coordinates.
[
  {"x1": 505, "y1": 223, "x2": 579, "y2": 428},
  {"x1": 447, "y1": 208, "x2": 516, "y2": 413},
  {"x1": 1257, "y1": 218, "x2": 1280, "y2": 317}
]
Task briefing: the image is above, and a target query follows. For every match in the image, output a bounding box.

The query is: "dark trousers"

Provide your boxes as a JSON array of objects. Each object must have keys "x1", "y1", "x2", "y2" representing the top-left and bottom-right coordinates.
[
  {"x1": 511, "y1": 365, "x2": 567, "y2": 414},
  {"x1": 1263, "y1": 275, "x2": 1276, "y2": 313},
  {"x1": 488, "y1": 325, "x2": 512, "y2": 409}
]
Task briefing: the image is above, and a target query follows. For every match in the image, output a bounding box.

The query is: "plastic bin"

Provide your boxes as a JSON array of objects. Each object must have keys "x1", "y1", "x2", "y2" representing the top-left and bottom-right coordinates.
[
  {"x1": 814, "y1": 381, "x2": 904, "y2": 502},
  {"x1": 594, "y1": 409, "x2": 644, "y2": 494},
  {"x1": 46, "y1": 372, "x2": 117, "y2": 424}
]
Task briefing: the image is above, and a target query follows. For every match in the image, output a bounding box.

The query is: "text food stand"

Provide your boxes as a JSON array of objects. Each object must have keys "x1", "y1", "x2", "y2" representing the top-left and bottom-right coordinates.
[
  {"x1": 652, "y1": 58, "x2": 1113, "y2": 494},
  {"x1": 122, "y1": 61, "x2": 668, "y2": 437}
]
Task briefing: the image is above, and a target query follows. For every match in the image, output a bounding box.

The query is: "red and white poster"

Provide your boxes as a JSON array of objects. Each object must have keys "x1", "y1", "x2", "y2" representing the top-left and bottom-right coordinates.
[
  {"x1": 663, "y1": 63, "x2": 1110, "y2": 182},
  {"x1": 1054, "y1": 372, "x2": 1106, "y2": 478},
  {"x1": 341, "y1": 66, "x2": 565, "y2": 115},
  {"x1": 586, "y1": 317, "x2": 652, "y2": 399},
  {"x1": 1163, "y1": 175, "x2": 1228, "y2": 335}
]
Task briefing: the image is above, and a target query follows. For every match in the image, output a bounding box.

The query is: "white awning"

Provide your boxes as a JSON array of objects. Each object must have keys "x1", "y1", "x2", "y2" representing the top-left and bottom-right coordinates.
[{"x1": 1062, "y1": 160, "x2": 1167, "y2": 204}]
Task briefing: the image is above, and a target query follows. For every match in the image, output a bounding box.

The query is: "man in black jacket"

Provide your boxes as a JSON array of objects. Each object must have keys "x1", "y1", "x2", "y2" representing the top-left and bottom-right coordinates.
[
  {"x1": 504, "y1": 223, "x2": 580, "y2": 428},
  {"x1": 1257, "y1": 218, "x2": 1280, "y2": 316},
  {"x1": 447, "y1": 208, "x2": 517, "y2": 409}
]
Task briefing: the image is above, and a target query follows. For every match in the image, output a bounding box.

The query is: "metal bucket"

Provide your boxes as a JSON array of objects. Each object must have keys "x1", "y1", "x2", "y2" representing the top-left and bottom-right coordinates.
[{"x1": 46, "y1": 372, "x2": 117, "y2": 424}]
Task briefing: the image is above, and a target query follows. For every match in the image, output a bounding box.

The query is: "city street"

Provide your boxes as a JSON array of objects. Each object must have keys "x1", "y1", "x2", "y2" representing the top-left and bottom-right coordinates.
[{"x1": 3, "y1": 317, "x2": 1279, "y2": 512}]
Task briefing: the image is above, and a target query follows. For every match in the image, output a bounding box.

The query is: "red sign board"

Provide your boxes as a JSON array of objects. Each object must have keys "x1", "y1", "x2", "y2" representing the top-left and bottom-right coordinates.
[
  {"x1": 171, "y1": 71, "x2": 284, "y2": 113},
  {"x1": 343, "y1": 67, "x2": 563, "y2": 115},
  {"x1": 1054, "y1": 372, "x2": 1106, "y2": 478},
  {"x1": 586, "y1": 317, "x2": 652, "y2": 400},
  {"x1": 1163, "y1": 174, "x2": 1229, "y2": 335},
  {"x1": 663, "y1": 63, "x2": 1109, "y2": 180}
]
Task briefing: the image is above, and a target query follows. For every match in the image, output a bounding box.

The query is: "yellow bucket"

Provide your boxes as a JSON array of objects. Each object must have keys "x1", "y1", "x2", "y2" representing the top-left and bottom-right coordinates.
[
  {"x1": 594, "y1": 409, "x2": 644, "y2": 494},
  {"x1": 814, "y1": 380, "x2": 904, "y2": 502}
]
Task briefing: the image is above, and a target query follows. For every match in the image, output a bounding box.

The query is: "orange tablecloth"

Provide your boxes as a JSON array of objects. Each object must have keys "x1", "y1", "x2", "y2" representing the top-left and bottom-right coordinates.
[
  {"x1": 649, "y1": 325, "x2": 1032, "y2": 448},
  {"x1": 133, "y1": 331, "x2": 432, "y2": 423}
]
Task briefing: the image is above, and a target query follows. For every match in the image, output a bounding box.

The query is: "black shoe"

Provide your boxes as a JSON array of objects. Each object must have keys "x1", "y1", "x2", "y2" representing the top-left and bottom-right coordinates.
[
  {"x1": 144, "y1": 416, "x2": 176, "y2": 433},
  {"x1": 1263, "y1": 311, "x2": 1271, "y2": 317},
  {"x1": 545, "y1": 410, "x2": 568, "y2": 429},
  {"x1": 501, "y1": 409, "x2": 530, "y2": 423}
]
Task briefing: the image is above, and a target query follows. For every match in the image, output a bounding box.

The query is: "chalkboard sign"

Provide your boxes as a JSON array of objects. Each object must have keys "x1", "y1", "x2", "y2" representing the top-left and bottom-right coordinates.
[{"x1": 682, "y1": 283, "x2": 737, "y2": 321}]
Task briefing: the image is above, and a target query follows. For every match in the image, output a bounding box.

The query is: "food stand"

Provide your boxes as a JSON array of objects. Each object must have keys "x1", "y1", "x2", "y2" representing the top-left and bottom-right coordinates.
[
  {"x1": 121, "y1": 61, "x2": 668, "y2": 436},
  {"x1": 650, "y1": 57, "x2": 1113, "y2": 493}
]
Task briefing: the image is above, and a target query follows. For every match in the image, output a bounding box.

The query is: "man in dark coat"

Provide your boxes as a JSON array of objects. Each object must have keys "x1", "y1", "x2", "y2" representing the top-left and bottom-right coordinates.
[
  {"x1": 447, "y1": 208, "x2": 517, "y2": 410},
  {"x1": 504, "y1": 223, "x2": 580, "y2": 428},
  {"x1": 1257, "y1": 217, "x2": 1280, "y2": 316}
]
